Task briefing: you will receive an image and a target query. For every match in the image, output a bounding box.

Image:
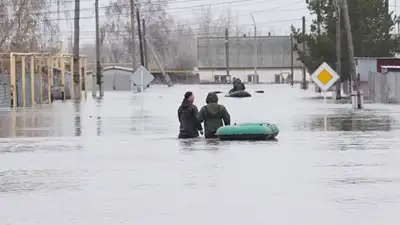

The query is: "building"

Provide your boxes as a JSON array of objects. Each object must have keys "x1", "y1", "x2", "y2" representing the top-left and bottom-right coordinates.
[
  {"x1": 355, "y1": 57, "x2": 400, "y2": 99},
  {"x1": 85, "y1": 65, "x2": 198, "y2": 90},
  {"x1": 85, "y1": 66, "x2": 135, "y2": 91},
  {"x1": 197, "y1": 36, "x2": 305, "y2": 83},
  {"x1": 368, "y1": 65, "x2": 400, "y2": 103}
]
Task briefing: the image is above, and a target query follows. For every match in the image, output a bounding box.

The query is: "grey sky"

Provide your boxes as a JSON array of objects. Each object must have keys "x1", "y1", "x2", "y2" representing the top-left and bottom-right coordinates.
[{"x1": 57, "y1": 0, "x2": 400, "y2": 45}]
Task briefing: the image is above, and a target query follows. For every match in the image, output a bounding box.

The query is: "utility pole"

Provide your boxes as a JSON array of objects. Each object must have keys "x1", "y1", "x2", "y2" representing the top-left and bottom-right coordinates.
[
  {"x1": 342, "y1": 0, "x2": 361, "y2": 109},
  {"x1": 250, "y1": 14, "x2": 257, "y2": 83},
  {"x1": 142, "y1": 19, "x2": 148, "y2": 69},
  {"x1": 290, "y1": 32, "x2": 294, "y2": 86},
  {"x1": 73, "y1": 0, "x2": 80, "y2": 99},
  {"x1": 130, "y1": 0, "x2": 136, "y2": 68},
  {"x1": 136, "y1": 5, "x2": 144, "y2": 66},
  {"x1": 225, "y1": 28, "x2": 230, "y2": 77},
  {"x1": 301, "y1": 16, "x2": 307, "y2": 89},
  {"x1": 94, "y1": 0, "x2": 101, "y2": 98},
  {"x1": 335, "y1": 0, "x2": 341, "y2": 99}
]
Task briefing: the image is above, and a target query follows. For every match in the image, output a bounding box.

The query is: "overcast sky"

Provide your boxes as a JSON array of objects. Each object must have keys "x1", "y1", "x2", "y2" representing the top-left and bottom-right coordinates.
[{"x1": 55, "y1": 0, "x2": 400, "y2": 45}]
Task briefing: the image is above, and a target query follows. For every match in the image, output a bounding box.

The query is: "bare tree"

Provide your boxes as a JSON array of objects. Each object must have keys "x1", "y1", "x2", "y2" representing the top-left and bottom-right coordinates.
[
  {"x1": 102, "y1": 0, "x2": 130, "y2": 63},
  {"x1": 97, "y1": 0, "x2": 241, "y2": 70},
  {"x1": 0, "y1": 0, "x2": 60, "y2": 52},
  {"x1": 100, "y1": 0, "x2": 176, "y2": 68}
]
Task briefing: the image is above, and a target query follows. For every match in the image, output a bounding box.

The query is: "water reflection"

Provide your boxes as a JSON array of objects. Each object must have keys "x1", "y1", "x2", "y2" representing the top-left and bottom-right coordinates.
[
  {"x1": 96, "y1": 116, "x2": 102, "y2": 136},
  {"x1": 179, "y1": 138, "x2": 197, "y2": 150},
  {"x1": 0, "y1": 169, "x2": 82, "y2": 193},
  {"x1": 295, "y1": 110, "x2": 394, "y2": 131},
  {"x1": 74, "y1": 100, "x2": 81, "y2": 136},
  {"x1": 179, "y1": 138, "x2": 221, "y2": 151},
  {"x1": 96, "y1": 98, "x2": 102, "y2": 136},
  {"x1": 0, "y1": 108, "x2": 55, "y2": 138}
]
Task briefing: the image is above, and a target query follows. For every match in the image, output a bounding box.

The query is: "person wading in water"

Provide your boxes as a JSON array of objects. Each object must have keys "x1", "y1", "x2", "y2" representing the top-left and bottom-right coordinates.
[
  {"x1": 197, "y1": 92, "x2": 231, "y2": 138},
  {"x1": 177, "y1": 91, "x2": 203, "y2": 138}
]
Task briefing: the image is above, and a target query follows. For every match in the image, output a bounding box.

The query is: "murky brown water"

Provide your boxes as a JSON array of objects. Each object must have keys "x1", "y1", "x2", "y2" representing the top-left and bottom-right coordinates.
[{"x1": 1, "y1": 84, "x2": 400, "y2": 225}]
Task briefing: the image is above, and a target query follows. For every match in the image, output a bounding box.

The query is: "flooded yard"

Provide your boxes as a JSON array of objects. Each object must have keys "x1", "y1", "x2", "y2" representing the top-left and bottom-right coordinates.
[{"x1": 1, "y1": 84, "x2": 400, "y2": 225}]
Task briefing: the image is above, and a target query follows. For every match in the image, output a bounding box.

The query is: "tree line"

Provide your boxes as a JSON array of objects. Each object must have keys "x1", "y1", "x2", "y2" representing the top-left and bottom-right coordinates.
[
  {"x1": 292, "y1": 0, "x2": 400, "y2": 81},
  {"x1": 0, "y1": 0, "x2": 241, "y2": 70},
  {"x1": 82, "y1": 0, "x2": 241, "y2": 70}
]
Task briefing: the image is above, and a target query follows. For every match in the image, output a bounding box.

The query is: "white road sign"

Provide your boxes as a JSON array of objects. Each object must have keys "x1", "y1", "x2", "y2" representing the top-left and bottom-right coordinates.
[
  {"x1": 131, "y1": 65, "x2": 155, "y2": 91},
  {"x1": 310, "y1": 62, "x2": 339, "y2": 91}
]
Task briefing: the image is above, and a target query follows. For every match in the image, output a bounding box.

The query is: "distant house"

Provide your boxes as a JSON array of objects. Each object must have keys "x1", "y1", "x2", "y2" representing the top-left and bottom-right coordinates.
[
  {"x1": 355, "y1": 57, "x2": 400, "y2": 99},
  {"x1": 197, "y1": 36, "x2": 306, "y2": 83},
  {"x1": 86, "y1": 66, "x2": 134, "y2": 91}
]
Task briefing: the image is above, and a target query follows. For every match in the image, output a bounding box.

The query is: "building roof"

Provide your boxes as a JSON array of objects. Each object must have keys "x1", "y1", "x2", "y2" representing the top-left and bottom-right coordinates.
[
  {"x1": 355, "y1": 57, "x2": 400, "y2": 60},
  {"x1": 103, "y1": 66, "x2": 134, "y2": 72},
  {"x1": 381, "y1": 65, "x2": 400, "y2": 69},
  {"x1": 381, "y1": 65, "x2": 400, "y2": 73},
  {"x1": 197, "y1": 36, "x2": 302, "y2": 69}
]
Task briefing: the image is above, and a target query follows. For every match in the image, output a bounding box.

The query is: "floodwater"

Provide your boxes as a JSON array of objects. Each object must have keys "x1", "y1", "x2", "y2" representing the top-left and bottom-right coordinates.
[{"x1": 1, "y1": 84, "x2": 400, "y2": 225}]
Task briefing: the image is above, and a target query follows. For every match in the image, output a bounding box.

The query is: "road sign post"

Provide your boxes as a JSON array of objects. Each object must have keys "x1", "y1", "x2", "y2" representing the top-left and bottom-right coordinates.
[
  {"x1": 140, "y1": 69, "x2": 144, "y2": 92},
  {"x1": 310, "y1": 62, "x2": 340, "y2": 131}
]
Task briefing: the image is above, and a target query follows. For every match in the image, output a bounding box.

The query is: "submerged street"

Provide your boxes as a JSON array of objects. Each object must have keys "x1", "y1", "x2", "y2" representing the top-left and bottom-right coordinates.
[{"x1": 1, "y1": 84, "x2": 400, "y2": 225}]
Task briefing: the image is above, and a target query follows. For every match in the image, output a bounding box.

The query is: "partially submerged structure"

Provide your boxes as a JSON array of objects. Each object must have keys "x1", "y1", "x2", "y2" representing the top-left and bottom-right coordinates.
[
  {"x1": 0, "y1": 52, "x2": 87, "y2": 108},
  {"x1": 355, "y1": 57, "x2": 400, "y2": 100},
  {"x1": 86, "y1": 66, "x2": 135, "y2": 91},
  {"x1": 51, "y1": 53, "x2": 87, "y2": 100},
  {"x1": 368, "y1": 65, "x2": 400, "y2": 104}
]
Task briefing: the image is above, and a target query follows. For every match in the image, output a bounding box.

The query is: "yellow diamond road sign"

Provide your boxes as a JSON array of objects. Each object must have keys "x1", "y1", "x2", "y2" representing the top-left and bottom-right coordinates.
[
  {"x1": 311, "y1": 62, "x2": 339, "y2": 91},
  {"x1": 317, "y1": 69, "x2": 332, "y2": 85}
]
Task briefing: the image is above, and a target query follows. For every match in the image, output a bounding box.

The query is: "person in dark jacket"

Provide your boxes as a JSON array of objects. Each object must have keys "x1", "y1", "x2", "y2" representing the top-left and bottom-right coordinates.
[
  {"x1": 229, "y1": 77, "x2": 238, "y2": 94},
  {"x1": 197, "y1": 92, "x2": 230, "y2": 138},
  {"x1": 178, "y1": 91, "x2": 203, "y2": 138},
  {"x1": 229, "y1": 78, "x2": 246, "y2": 93},
  {"x1": 234, "y1": 79, "x2": 246, "y2": 91}
]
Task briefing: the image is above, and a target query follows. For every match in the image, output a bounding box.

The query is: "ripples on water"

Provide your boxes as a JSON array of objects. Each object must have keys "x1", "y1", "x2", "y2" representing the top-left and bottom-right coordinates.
[{"x1": 1, "y1": 84, "x2": 400, "y2": 225}]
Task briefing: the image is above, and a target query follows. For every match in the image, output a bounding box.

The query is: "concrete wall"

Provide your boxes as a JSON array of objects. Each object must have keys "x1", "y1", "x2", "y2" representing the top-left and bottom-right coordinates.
[
  {"x1": 368, "y1": 71, "x2": 400, "y2": 103},
  {"x1": 198, "y1": 36, "x2": 302, "y2": 69},
  {"x1": 199, "y1": 68, "x2": 308, "y2": 83}
]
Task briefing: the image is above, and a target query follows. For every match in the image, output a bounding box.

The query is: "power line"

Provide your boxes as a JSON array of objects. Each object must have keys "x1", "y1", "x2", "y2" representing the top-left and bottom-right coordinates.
[
  {"x1": 31, "y1": 0, "x2": 305, "y2": 24},
  {"x1": 76, "y1": 18, "x2": 301, "y2": 34},
  {"x1": 2, "y1": 0, "x2": 305, "y2": 21},
  {"x1": 1, "y1": 0, "x2": 185, "y2": 7},
  {"x1": 70, "y1": 18, "x2": 302, "y2": 40},
  {"x1": 4, "y1": 0, "x2": 261, "y2": 15}
]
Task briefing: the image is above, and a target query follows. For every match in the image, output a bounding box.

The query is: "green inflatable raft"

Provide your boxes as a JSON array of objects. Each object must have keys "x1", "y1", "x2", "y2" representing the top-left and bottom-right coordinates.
[
  {"x1": 225, "y1": 90, "x2": 251, "y2": 98},
  {"x1": 216, "y1": 122, "x2": 279, "y2": 140}
]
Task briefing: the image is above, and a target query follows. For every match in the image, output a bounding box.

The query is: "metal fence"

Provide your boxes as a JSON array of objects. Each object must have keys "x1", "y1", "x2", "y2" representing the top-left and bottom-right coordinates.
[
  {"x1": 52, "y1": 68, "x2": 80, "y2": 100},
  {"x1": 0, "y1": 74, "x2": 10, "y2": 108},
  {"x1": 197, "y1": 36, "x2": 302, "y2": 69},
  {"x1": 368, "y1": 71, "x2": 400, "y2": 103},
  {"x1": 0, "y1": 72, "x2": 51, "y2": 107}
]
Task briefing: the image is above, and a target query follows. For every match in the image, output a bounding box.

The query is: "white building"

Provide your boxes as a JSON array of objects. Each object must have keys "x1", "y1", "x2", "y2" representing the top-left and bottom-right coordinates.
[
  {"x1": 85, "y1": 66, "x2": 134, "y2": 91},
  {"x1": 197, "y1": 36, "x2": 306, "y2": 83}
]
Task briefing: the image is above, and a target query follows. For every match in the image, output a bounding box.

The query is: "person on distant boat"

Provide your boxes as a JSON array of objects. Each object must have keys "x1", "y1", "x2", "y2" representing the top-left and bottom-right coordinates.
[
  {"x1": 229, "y1": 77, "x2": 238, "y2": 94},
  {"x1": 178, "y1": 91, "x2": 203, "y2": 138},
  {"x1": 197, "y1": 92, "x2": 231, "y2": 138},
  {"x1": 234, "y1": 79, "x2": 246, "y2": 91},
  {"x1": 229, "y1": 78, "x2": 246, "y2": 94}
]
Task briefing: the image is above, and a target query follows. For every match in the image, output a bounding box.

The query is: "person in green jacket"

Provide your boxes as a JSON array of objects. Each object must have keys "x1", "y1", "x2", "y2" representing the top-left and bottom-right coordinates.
[{"x1": 197, "y1": 92, "x2": 231, "y2": 138}]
